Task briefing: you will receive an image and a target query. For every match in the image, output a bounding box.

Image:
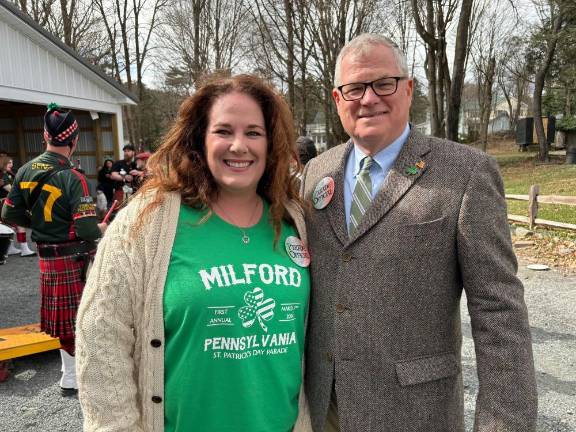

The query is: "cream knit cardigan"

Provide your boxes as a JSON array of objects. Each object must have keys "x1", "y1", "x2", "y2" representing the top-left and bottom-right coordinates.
[{"x1": 76, "y1": 191, "x2": 312, "y2": 432}]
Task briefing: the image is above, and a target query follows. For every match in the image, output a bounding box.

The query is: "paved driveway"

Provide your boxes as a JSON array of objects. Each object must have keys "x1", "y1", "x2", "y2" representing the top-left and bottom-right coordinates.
[{"x1": 1, "y1": 254, "x2": 574, "y2": 431}]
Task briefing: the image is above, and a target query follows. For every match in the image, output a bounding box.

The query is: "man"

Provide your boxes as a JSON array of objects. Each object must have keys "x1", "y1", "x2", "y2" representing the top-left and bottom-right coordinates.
[
  {"x1": 2, "y1": 104, "x2": 107, "y2": 396},
  {"x1": 297, "y1": 136, "x2": 318, "y2": 166},
  {"x1": 131, "y1": 151, "x2": 151, "y2": 192},
  {"x1": 110, "y1": 144, "x2": 140, "y2": 202},
  {"x1": 301, "y1": 34, "x2": 537, "y2": 431}
]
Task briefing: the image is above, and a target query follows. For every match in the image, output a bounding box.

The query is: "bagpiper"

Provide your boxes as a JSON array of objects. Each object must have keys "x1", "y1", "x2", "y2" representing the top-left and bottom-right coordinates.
[{"x1": 1, "y1": 103, "x2": 107, "y2": 395}]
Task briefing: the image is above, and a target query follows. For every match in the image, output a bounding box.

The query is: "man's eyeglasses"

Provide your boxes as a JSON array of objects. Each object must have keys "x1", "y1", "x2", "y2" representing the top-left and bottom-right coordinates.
[{"x1": 337, "y1": 76, "x2": 407, "y2": 101}]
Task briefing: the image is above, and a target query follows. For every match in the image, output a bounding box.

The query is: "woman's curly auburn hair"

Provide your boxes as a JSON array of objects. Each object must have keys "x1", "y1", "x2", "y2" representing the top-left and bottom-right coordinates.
[{"x1": 134, "y1": 74, "x2": 302, "y2": 243}]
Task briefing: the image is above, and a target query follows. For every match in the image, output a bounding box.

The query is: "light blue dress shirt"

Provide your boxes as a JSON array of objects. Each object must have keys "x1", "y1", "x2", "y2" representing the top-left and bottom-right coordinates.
[{"x1": 344, "y1": 123, "x2": 410, "y2": 228}]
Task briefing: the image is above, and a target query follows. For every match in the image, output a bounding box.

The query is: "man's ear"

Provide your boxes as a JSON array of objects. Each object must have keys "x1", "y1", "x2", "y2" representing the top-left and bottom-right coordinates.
[
  {"x1": 406, "y1": 78, "x2": 414, "y2": 98},
  {"x1": 332, "y1": 88, "x2": 341, "y2": 105},
  {"x1": 69, "y1": 136, "x2": 79, "y2": 152}
]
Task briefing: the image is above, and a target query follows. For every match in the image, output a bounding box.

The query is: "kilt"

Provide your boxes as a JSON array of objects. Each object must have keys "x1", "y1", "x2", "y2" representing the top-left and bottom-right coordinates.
[{"x1": 39, "y1": 250, "x2": 95, "y2": 339}]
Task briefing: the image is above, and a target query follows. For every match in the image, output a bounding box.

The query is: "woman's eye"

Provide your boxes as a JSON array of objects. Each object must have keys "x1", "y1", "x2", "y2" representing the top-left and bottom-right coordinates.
[
  {"x1": 214, "y1": 129, "x2": 230, "y2": 135},
  {"x1": 247, "y1": 131, "x2": 262, "y2": 137}
]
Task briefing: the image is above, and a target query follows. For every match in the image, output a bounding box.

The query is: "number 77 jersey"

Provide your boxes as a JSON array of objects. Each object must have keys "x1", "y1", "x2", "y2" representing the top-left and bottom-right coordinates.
[{"x1": 1, "y1": 151, "x2": 101, "y2": 244}]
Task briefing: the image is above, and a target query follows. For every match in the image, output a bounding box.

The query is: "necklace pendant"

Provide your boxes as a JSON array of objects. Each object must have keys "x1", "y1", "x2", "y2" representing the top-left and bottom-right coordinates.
[{"x1": 242, "y1": 234, "x2": 250, "y2": 244}]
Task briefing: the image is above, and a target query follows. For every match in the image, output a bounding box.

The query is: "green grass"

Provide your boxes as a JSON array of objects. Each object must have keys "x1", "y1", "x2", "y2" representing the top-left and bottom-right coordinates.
[{"x1": 490, "y1": 149, "x2": 576, "y2": 225}]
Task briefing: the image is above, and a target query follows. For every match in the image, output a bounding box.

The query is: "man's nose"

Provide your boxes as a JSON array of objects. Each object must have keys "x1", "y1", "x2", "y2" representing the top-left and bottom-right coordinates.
[{"x1": 360, "y1": 85, "x2": 381, "y2": 104}]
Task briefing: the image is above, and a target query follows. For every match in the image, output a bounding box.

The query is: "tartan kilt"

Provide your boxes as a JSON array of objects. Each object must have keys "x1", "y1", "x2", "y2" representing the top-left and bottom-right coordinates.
[{"x1": 39, "y1": 251, "x2": 94, "y2": 339}]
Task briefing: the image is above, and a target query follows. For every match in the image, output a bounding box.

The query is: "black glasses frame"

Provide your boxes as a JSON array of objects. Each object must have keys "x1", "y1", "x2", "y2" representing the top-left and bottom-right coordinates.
[{"x1": 337, "y1": 76, "x2": 407, "y2": 101}]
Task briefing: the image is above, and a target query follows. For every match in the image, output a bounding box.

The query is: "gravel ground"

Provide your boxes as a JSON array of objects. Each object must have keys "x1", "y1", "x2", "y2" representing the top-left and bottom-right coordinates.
[{"x1": 1, "y1": 250, "x2": 575, "y2": 431}]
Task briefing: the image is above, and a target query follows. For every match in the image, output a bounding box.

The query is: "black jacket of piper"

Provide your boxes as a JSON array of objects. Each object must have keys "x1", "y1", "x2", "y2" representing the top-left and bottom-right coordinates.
[{"x1": 1, "y1": 151, "x2": 101, "y2": 243}]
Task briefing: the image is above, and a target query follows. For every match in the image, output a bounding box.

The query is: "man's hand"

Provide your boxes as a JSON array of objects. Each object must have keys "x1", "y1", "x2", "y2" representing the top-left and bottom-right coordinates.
[{"x1": 109, "y1": 172, "x2": 124, "y2": 182}]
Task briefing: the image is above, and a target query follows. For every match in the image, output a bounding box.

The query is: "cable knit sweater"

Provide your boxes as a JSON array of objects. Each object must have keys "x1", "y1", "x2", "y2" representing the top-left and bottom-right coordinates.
[{"x1": 76, "y1": 191, "x2": 312, "y2": 432}]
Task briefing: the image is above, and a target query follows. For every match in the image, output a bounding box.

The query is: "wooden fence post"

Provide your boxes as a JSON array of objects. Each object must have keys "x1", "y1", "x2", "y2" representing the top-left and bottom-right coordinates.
[{"x1": 528, "y1": 184, "x2": 539, "y2": 230}]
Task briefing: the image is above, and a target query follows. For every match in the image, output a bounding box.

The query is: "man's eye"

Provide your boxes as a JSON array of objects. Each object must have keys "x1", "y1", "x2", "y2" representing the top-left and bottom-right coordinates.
[
  {"x1": 343, "y1": 85, "x2": 364, "y2": 96},
  {"x1": 374, "y1": 80, "x2": 395, "y2": 91}
]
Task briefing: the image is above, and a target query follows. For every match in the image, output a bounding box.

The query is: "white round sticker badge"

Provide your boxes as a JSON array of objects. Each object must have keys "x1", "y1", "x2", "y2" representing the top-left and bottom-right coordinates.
[
  {"x1": 285, "y1": 236, "x2": 311, "y2": 268},
  {"x1": 313, "y1": 177, "x2": 335, "y2": 209}
]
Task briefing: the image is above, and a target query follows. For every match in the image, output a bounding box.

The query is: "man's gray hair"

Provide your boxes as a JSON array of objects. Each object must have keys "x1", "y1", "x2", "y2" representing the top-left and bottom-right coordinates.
[{"x1": 334, "y1": 34, "x2": 409, "y2": 87}]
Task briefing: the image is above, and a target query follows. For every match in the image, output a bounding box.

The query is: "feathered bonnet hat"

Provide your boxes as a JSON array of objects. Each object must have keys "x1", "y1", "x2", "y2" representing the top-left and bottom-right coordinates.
[{"x1": 43, "y1": 102, "x2": 79, "y2": 146}]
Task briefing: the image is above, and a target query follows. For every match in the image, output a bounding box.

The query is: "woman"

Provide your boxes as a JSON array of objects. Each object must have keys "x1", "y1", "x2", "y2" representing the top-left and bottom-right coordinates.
[
  {"x1": 96, "y1": 158, "x2": 115, "y2": 210},
  {"x1": 76, "y1": 74, "x2": 312, "y2": 432},
  {"x1": 0, "y1": 156, "x2": 35, "y2": 257}
]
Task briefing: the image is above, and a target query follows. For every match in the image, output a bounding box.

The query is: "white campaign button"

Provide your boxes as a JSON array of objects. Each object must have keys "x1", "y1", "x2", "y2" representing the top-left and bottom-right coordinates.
[
  {"x1": 313, "y1": 177, "x2": 335, "y2": 209},
  {"x1": 285, "y1": 236, "x2": 310, "y2": 267}
]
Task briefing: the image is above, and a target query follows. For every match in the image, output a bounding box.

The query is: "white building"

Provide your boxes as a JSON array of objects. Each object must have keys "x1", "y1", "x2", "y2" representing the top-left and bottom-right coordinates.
[
  {"x1": 306, "y1": 111, "x2": 328, "y2": 153},
  {"x1": 0, "y1": 0, "x2": 137, "y2": 192}
]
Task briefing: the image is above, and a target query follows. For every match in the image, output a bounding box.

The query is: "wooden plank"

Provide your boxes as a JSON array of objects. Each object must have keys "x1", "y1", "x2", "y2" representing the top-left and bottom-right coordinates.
[
  {"x1": 111, "y1": 113, "x2": 120, "y2": 160},
  {"x1": 508, "y1": 214, "x2": 576, "y2": 231},
  {"x1": 506, "y1": 194, "x2": 576, "y2": 206},
  {"x1": 506, "y1": 194, "x2": 529, "y2": 201},
  {"x1": 528, "y1": 185, "x2": 540, "y2": 230},
  {"x1": 0, "y1": 323, "x2": 60, "y2": 361},
  {"x1": 537, "y1": 196, "x2": 576, "y2": 206},
  {"x1": 508, "y1": 214, "x2": 529, "y2": 223},
  {"x1": 93, "y1": 116, "x2": 103, "y2": 167},
  {"x1": 534, "y1": 218, "x2": 576, "y2": 231}
]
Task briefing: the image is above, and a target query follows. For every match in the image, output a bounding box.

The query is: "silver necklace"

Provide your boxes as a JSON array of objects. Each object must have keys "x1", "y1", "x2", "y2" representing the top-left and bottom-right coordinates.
[{"x1": 213, "y1": 198, "x2": 261, "y2": 245}]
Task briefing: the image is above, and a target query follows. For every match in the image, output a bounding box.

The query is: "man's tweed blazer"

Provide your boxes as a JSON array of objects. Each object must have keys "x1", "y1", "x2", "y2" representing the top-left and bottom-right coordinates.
[{"x1": 300, "y1": 131, "x2": 537, "y2": 432}]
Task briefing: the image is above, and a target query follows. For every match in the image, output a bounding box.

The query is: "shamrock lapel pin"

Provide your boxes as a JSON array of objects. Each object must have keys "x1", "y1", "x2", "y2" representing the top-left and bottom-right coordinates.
[{"x1": 405, "y1": 160, "x2": 426, "y2": 176}]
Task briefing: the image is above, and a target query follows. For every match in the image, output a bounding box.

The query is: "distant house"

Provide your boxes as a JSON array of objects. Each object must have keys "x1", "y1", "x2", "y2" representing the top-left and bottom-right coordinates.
[
  {"x1": 413, "y1": 113, "x2": 431, "y2": 136},
  {"x1": 488, "y1": 112, "x2": 514, "y2": 134},
  {"x1": 488, "y1": 98, "x2": 530, "y2": 134},
  {"x1": 0, "y1": 1, "x2": 137, "y2": 193},
  {"x1": 306, "y1": 111, "x2": 328, "y2": 153},
  {"x1": 459, "y1": 94, "x2": 530, "y2": 138}
]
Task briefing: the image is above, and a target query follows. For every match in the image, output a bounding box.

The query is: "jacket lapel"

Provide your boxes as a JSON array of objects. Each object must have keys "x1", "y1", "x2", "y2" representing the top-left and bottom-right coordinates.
[
  {"x1": 348, "y1": 131, "x2": 431, "y2": 244},
  {"x1": 325, "y1": 141, "x2": 353, "y2": 246}
]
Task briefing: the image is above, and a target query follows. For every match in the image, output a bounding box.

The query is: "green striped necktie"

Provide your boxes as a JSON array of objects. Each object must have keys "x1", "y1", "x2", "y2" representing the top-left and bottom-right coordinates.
[{"x1": 349, "y1": 156, "x2": 374, "y2": 235}]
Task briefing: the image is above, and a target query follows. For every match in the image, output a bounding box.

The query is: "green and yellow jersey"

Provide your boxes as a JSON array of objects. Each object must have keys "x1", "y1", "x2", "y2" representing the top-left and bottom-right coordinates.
[{"x1": 1, "y1": 151, "x2": 101, "y2": 243}]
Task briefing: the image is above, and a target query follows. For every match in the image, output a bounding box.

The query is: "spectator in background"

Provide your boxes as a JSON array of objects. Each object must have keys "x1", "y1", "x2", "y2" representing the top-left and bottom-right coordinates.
[
  {"x1": 96, "y1": 159, "x2": 115, "y2": 208},
  {"x1": 131, "y1": 152, "x2": 151, "y2": 192},
  {"x1": 110, "y1": 144, "x2": 137, "y2": 203},
  {"x1": 0, "y1": 155, "x2": 35, "y2": 257},
  {"x1": 297, "y1": 136, "x2": 318, "y2": 166},
  {"x1": 0, "y1": 150, "x2": 8, "y2": 190}
]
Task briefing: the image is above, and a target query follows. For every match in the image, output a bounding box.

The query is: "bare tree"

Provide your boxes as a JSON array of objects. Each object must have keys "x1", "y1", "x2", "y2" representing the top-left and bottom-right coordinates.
[
  {"x1": 160, "y1": 0, "x2": 249, "y2": 91},
  {"x1": 531, "y1": 0, "x2": 568, "y2": 162},
  {"x1": 412, "y1": 0, "x2": 474, "y2": 141},
  {"x1": 306, "y1": 0, "x2": 380, "y2": 147},
  {"x1": 411, "y1": 0, "x2": 457, "y2": 138},
  {"x1": 248, "y1": 0, "x2": 317, "y2": 133},
  {"x1": 92, "y1": 0, "x2": 167, "y2": 145},
  {"x1": 497, "y1": 35, "x2": 531, "y2": 133},
  {"x1": 470, "y1": 0, "x2": 517, "y2": 150},
  {"x1": 13, "y1": 0, "x2": 102, "y2": 54},
  {"x1": 12, "y1": 0, "x2": 55, "y2": 27},
  {"x1": 447, "y1": 0, "x2": 474, "y2": 141}
]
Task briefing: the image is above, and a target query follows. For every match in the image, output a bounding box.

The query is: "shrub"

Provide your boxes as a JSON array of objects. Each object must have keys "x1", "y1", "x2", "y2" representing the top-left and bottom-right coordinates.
[{"x1": 556, "y1": 115, "x2": 576, "y2": 132}]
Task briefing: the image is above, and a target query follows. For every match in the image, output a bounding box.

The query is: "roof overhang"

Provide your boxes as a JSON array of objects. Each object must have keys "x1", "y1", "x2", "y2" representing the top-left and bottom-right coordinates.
[{"x1": 0, "y1": 0, "x2": 137, "y2": 106}]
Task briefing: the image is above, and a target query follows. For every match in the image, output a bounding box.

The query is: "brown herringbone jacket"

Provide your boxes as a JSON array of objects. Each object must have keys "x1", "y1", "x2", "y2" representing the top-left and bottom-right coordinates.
[{"x1": 301, "y1": 131, "x2": 537, "y2": 432}]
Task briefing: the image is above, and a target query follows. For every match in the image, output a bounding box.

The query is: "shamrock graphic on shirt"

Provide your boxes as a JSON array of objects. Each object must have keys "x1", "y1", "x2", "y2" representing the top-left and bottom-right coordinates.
[{"x1": 237, "y1": 287, "x2": 276, "y2": 332}]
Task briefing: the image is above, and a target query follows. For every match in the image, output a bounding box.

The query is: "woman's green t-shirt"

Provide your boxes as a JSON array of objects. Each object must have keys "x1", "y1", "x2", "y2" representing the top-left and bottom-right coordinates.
[{"x1": 163, "y1": 202, "x2": 310, "y2": 432}]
